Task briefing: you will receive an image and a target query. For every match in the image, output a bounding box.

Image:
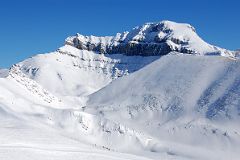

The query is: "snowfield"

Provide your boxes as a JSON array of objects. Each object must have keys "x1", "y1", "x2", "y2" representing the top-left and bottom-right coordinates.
[
  {"x1": 87, "y1": 54, "x2": 240, "y2": 159},
  {"x1": 0, "y1": 20, "x2": 239, "y2": 160}
]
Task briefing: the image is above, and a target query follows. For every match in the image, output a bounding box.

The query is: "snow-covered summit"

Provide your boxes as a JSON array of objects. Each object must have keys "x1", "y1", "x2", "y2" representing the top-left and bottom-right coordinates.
[{"x1": 65, "y1": 20, "x2": 235, "y2": 57}]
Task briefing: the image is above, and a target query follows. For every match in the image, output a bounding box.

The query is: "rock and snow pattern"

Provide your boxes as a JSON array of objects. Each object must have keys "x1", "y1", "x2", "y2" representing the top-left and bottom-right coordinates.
[
  {"x1": 0, "y1": 20, "x2": 239, "y2": 160},
  {"x1": 66, "y1": 21, "x2": 235, "y2": 57}
]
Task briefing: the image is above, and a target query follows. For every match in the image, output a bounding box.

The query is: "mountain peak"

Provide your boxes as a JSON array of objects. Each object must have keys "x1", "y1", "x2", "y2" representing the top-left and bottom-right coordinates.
[
  {"x1": 122, "y1": 20, "x2": 198, "y2": 45},
  {"x1": 65, "y1": 20, "x2": 235, "y2": 57},
  {"x1": 137, "y1": 20, "x2": 196, "y2": 34}
]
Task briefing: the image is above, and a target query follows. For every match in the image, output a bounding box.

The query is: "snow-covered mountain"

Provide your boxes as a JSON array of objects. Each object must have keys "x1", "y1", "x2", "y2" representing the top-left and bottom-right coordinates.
[
  {"x1": 66, "y1": 20, "x2": 235, "y2": 57},
  {"x1": 0, "y1": 20, "x2": 239, "y2": 160},
  {"x1": 11, "y1": 21, "x2": 237, "y2": 103}
]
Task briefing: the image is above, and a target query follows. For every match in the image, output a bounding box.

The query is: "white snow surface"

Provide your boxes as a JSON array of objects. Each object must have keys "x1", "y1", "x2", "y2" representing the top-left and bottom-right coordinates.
[
  {"x1": 87, "y1": 54, "x2": 240, "y2": 160},
  {"x1": 0, "y1": 68, "x2": 153, "y2": 160}
]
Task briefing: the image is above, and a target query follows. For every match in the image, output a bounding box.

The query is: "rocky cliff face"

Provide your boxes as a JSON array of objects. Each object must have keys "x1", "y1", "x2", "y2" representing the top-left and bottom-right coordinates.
[{"x1": 65, "y1": 21, "x2": 235, "y2": 57}]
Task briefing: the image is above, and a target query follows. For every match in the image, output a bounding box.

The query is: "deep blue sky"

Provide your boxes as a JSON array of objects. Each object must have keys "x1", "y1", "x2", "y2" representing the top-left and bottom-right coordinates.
[{"x1": 0, "y1": 0, "x2": 239, "y2": 68}]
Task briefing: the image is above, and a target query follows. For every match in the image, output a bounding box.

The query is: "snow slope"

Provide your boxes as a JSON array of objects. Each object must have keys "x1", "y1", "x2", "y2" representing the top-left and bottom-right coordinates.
[
  {"x1": 0, "y1": 64, "x2": 189, "y2": 160},
  {"x1": 0, "y1": 110, "x2": 150, "y2": 160},
  {"x1": 0, "y1": 68, "x2": 154, "y2": 160},
  {"x1": 87, "y1": 54, "x2": 240, "y2": 160}
]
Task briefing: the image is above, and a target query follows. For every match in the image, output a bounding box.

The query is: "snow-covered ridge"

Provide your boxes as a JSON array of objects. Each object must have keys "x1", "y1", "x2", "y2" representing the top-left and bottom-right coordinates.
[
  {"x1": 15, "y1": 45, "x2": 159, "y2": 100},
  {"x1": 8, "y1": 64, "x2": 62, "y2": 105},
  {"x1": 65, "y1": 20, "x2": 235, "y2": 57}
]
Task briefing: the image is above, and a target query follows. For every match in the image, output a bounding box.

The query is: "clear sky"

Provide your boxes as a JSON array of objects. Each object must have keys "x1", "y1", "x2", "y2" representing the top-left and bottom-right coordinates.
[{"x1": 0, "y1": 0, "x2": 239, "y2": 68}]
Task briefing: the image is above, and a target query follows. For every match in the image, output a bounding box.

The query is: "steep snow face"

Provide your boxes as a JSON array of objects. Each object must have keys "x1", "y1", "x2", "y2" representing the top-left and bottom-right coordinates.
[
  {"x1": 88, "y1": 54, "x2": 240, "y2": 123},
  {"x1": 65, "y1": 21, "x2": 234, "y2": 57},
  {"x1": 8, "y1": 64, "x2": 62, "y2": 105},
  {"x1": 87, "y1": 54, "x2": 240, "y2": 158},
  {"x1": 0, "y1": 75, "x2": 62, "y2": 116},
  {"x1": 13, "y1": 45, "x2": 158, "y2": 102}
]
